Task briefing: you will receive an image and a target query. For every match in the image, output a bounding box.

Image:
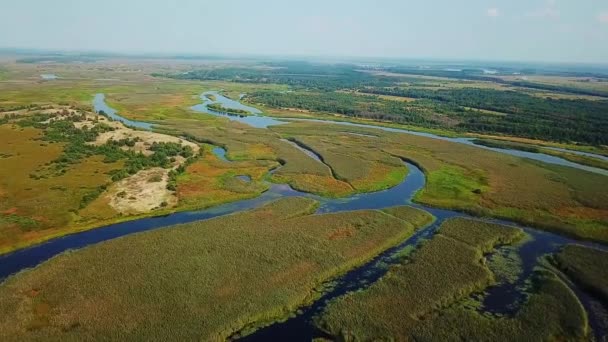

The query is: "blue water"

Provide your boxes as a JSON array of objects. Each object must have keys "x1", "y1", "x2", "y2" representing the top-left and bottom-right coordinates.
[
  {"x1": 93, "y1": 94, "x2": 153, "y2": 130},
  {"x1": 191, "y1": 91, "x2": 287, "y2": 128},
  {"x1": 213, "y1": 146, "x2": 229, "y2": 161},
  {"x1": 544, "y1": 146, "x2": 608, "y2": 162},
  {"x1": 40, "y1": 74, "x2": 58, "y2": 80}
]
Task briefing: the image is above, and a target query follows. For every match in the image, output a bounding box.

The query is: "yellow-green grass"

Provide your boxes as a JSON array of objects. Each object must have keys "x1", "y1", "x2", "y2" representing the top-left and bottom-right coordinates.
[
  {"x1": 409, "y1": 269, "x2": 588, "y2": 341},
  {"x1": 0, "y1": 125, "x2": 122, "y2": 254},
  {"x1": 379, "y1": 128, "x2": 608, "y2": 243},
  {"x1": 0, "y1": 198, "x2": 432, "y2": 340},
  {"x1": 163, "y1": 118, "x2": 355, "y2": 197},
  {"x1": 101, "y1": 82, "x2": 207, "y2": 122},
  {"x1": 175, "y1": 121, "x2": 608, "y2": 242},
  {"x1": 175, "y1": 145, "x2": 273, "y2": 210},
  {"x1": 414, "y1": 165, "x2": 488, "y2": 210},
  {"x1": 553, "y1": 244, "x2": 608, "y2": 303},
  {"x1": 0, "y1": 81, "x2": 98, "y2": 108},
  {"x1": 271, "y1": 123, "x2": 409, "y2": 193},
  {"x1": 382, "y1": 205, "x2": 436, "y2": 227},
  {"x1": 315, "y1": 218, "x2": 526, "y2": 340},
  {"x1": 174, "y1": 117, "x2": 608, "y2": 244},
  {"x1": 265, "y1": 120, "x2": 608, "y2": 243}
]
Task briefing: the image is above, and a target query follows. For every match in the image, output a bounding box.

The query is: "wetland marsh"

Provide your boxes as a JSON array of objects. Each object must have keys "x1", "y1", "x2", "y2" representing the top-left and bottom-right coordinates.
[{"x1": 0, "y1": 57, "x2": 607, "y2": 341}]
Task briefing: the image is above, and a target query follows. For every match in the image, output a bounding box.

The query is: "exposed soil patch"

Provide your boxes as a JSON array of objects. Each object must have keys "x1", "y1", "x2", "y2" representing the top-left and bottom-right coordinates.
[{"x1": 108, "y1": 168, "x2": 177, "y2": 214}]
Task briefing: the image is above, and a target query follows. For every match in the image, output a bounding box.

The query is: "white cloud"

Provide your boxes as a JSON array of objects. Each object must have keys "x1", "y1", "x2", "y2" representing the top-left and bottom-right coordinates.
[
  {"x1": 526, "y1": 0, "x2": 560, "y2": 19},
  {"x1": 599, "y1": 12, "x2": 608, "y2": 23},
  {"x1": 487, "y1": 8, "x2": 499, "y2": 17}
]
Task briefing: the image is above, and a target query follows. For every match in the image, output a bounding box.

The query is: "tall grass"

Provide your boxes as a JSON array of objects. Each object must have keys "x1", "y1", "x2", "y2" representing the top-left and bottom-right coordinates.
[
  {"x1": 0, "y1": 198, "x2": 432, "y2": 340},
  {"x1": 553, "y1": 244, "x2": 608, "y2": 303}
]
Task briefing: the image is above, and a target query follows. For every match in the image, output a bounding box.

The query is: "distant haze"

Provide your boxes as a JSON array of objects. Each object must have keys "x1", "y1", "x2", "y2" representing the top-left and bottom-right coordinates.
[{"x1": 1, "y1": 0, "x2": 607, "y2": 63}]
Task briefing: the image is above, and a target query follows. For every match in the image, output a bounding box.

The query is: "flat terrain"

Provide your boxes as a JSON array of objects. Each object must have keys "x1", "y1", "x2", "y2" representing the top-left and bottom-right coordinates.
[
  {"x1": 0, "y1": 198, "x2": 432, "y2": 340},
  {"x1": 0, "y1": 57, "x2": 607, "y2": 340},
  {"x1": 316, "y1": 218, "x2": 588, "y2": 341}
]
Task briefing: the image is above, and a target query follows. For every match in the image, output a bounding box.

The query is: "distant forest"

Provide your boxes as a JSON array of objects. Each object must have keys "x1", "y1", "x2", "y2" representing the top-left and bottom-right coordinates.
[{"x1": 157, "y1": 62, "x2": 608, "y2": 145}]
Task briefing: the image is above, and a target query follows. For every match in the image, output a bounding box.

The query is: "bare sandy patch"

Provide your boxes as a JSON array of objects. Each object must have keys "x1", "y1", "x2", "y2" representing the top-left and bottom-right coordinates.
[{"x1": 107, "y1": 168, "x2": 177, "y2": 214}]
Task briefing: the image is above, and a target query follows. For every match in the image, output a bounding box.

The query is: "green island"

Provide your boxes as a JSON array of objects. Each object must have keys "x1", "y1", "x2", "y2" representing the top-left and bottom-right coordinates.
[{"x1": 207, "y1": 103, "x2": 252, "y2": 115}]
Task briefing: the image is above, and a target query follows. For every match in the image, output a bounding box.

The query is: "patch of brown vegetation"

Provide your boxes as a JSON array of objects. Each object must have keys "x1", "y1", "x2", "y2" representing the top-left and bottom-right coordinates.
[{"x1": 327, "y1": 226, "x2": 356, "y2": 240}]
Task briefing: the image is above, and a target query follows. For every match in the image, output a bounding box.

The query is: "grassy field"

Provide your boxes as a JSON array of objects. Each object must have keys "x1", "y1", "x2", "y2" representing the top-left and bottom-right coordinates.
[
  {"x1": 315, "y1": 218, "x2": 524, "y2": 339},
  {"x1": 260, "y1": 120, "x2": 608, "y2": 244},
  {"x1": 0, "y1": 198, "x2": 433, "y2": 340},
  {"x1": 175, "y1": 144, "x2": 273, "y2": 210},
  {"x1": 553, "y1": 244, "x2": 608, "y2": 303},
  {"x1": 0, "y1": 104, "x2": 205, "y2": 253},
  {"x1": 0, "y1": 124, "x2": 123, "y2": 253},
  {"x1": 409, "y1": 270, "x2": 588, "y2": 341},
  {"x1": 315, "y1": 218, "x2": 588, "y2": 341},
  {"x1": 271, "y1": 124, "x2": 408, "y2": 193}
]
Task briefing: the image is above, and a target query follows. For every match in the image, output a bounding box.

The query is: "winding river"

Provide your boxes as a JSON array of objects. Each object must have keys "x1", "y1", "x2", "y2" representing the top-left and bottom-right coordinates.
[
  {"x1": 190, "y1": 91, "x2": 608, "y2": 176},
  {"x1": 0, "y1": 94, "x2": 606, "y2": 340}
]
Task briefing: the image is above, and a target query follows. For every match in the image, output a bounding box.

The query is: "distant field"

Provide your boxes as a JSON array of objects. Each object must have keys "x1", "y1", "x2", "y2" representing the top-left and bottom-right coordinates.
[{"x1": 0, "y1": 198, "x2": 433, "y2": 340}]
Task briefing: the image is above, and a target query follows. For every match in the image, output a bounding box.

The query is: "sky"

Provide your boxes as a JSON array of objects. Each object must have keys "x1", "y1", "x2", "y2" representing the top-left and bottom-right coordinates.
[{"x1": 0, "y1": 0, "x2": 607, "y2": 63}]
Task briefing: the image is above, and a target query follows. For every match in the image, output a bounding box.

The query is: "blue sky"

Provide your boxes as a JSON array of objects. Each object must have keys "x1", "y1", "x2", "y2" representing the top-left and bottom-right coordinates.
[{"x1": 1, "y1": 0, "x2": 607, "y2": 63}]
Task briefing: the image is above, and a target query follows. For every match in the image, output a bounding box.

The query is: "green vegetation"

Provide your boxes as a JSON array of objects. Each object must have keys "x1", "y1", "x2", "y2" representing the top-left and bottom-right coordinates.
[
  {"x1": 0, "y1": 107, "x2": 203, "y2": 253},
  {"x1": 315, "y1": 218, "x2": 587, "y2": 341},
  {"x1": 175, "y1": 144, "x2": 273, "y2": 209},
  {"x1": 0, "y1": 124, "x2": 122, "y2": 253},
  {"x1": 474, "y1": 138, "x2": 608, "y2": 170},
  {"x1": 207, "y1": 103, "x2": 251, "y2": 115},
  {"x1": 360, "y1": 87, "x2": 608, "y2": 145},
  {"x1": 382, "y1": 205, "x2": 435, "y2": 228},
  {"x1": 0, "y1": 198, "x2": 432, "y2": 340},
  {"x1": 315, "y1": 218, "x2": 524, "y2": 339},
  {"x1": 160, "y1": 61, "x2": 608, "y2": 146},
  {"x1": 409, "y1": 270, "x2": 589, "y2": 341},
  {"x1": 19, "y1": 113, "x2": 193, "y2": 181},
  {"x1": 553, "y1": 244, "x2": 608, "y2": 303},
  {"x1": 414, "y1": 165, "x2": 487, "y2": 210}
]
